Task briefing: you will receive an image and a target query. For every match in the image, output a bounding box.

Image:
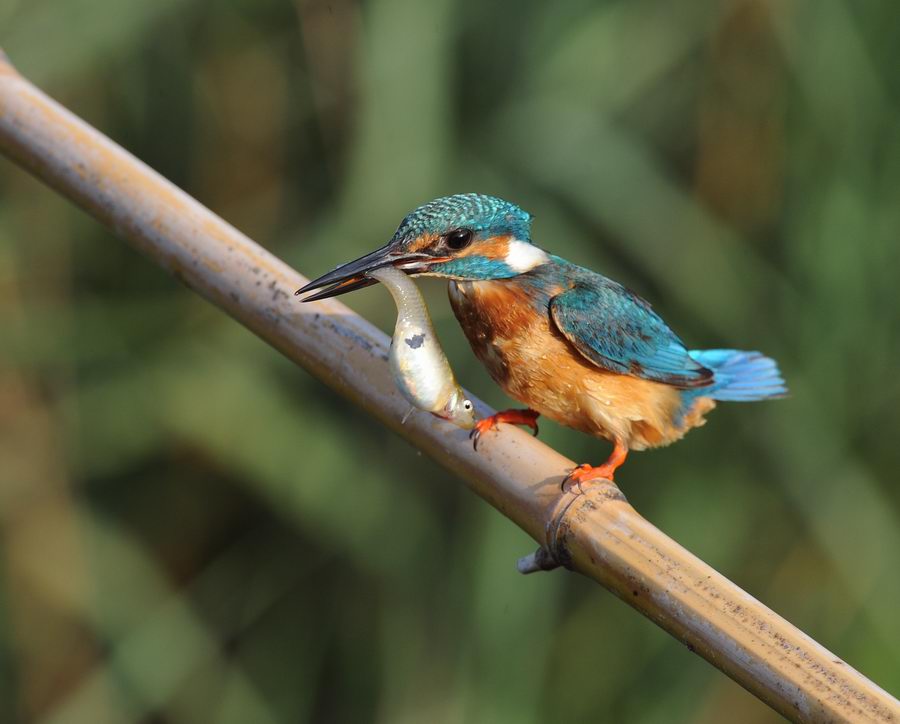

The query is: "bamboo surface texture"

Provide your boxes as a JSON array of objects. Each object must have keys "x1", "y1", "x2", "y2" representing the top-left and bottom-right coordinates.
[{"x1": 1, "y1": 50, "x2": 897, "y2": 723}]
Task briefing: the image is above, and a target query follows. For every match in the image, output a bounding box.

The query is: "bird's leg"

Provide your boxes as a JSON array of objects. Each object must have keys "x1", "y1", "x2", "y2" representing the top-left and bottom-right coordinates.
[
  {"x1": 563, "y1": 440, "x2": 629, "y2": 491},
  {"x1": 470, "y1": 408, "x2": 540, "y2": 450}
]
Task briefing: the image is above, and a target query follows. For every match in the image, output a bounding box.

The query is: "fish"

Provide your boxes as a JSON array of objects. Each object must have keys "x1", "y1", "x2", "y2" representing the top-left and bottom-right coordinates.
[{"x1": 368, "y1": 266, "x2": 476, "y2": 429}]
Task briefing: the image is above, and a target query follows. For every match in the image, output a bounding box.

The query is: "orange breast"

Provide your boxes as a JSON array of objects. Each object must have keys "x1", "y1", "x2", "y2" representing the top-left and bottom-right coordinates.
[{"x1": 449, "y1": 280, "x2": 715, "y2": 450}]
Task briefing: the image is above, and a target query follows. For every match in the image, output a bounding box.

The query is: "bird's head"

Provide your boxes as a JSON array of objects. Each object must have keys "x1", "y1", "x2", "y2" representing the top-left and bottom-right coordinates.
[{"x1": 297, "y1": 194, "x2": 549, "y2": 301}]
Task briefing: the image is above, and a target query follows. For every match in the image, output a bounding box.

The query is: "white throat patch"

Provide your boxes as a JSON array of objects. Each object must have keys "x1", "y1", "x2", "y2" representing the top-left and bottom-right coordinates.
[{"x1": 504, "y1": 239, "x2": 549, "y2": 273}]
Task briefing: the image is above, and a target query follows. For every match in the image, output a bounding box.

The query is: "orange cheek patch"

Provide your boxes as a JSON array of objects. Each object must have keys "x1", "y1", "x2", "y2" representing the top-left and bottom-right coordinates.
[
  {"x1": 407, "y1": 233, "x2": 516, "y2": 260},
  {"x1": 456, "y1": 235, "x2": 512, "y2": 260}
]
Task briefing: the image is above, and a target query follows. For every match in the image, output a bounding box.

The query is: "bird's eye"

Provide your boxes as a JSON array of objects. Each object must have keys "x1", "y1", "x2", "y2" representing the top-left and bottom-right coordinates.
[{"x1": 445, "y1": 228, "x2": 473, "y2": 250}]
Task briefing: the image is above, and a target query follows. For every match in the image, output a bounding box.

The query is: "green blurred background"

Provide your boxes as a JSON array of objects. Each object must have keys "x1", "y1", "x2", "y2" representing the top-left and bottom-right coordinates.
[{"x1": 2, "y1": 0, "x2": 899, "y2": 722}]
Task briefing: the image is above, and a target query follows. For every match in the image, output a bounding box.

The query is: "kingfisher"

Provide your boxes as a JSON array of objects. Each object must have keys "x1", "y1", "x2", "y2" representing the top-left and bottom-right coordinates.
[{"x1": 297, "y1": 194, "x2": 786, "y2": 485}]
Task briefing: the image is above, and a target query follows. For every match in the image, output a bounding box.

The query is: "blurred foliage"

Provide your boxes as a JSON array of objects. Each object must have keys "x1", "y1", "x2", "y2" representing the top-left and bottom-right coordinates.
[{"x1": 1, "y1": 0, "x2": 899, "y2": 722}]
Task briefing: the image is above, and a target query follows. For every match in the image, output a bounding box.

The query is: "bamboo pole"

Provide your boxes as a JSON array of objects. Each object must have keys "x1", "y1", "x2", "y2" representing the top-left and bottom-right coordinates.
[{"x1": 0, "y1": 50, "x2": 896, "y2": 723}]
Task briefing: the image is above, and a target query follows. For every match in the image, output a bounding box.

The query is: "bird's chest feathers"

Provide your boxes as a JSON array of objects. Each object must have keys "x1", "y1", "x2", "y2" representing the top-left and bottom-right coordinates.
[{"x1": 449, "y1": 279, "x2": 566, "y2": 387}]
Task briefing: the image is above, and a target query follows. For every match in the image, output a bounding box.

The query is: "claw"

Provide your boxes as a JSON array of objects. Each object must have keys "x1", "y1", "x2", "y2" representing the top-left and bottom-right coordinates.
[
  {"x1": 469, "y1": 419, "x2": 494, "y2": 451},
  {"x1": 469, "y1": 414, "x2": 502, "y2": 450}
]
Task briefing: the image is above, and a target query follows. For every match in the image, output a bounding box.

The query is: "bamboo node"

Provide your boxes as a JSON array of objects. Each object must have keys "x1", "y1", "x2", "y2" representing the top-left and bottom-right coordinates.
[{"x1": 518, "y1": 479, "x2": 627, "y2": 574}]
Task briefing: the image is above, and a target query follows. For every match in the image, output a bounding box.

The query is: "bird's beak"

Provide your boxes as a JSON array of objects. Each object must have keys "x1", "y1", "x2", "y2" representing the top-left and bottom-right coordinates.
[{"x1": 295, "y1": 242, "x2": 447, "y2": 302}]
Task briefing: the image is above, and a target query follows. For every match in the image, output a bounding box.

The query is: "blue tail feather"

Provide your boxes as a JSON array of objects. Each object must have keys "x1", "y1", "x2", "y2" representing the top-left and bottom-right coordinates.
[{"x1": 688, "y1": 349, "x2": 787, "y2": 402}]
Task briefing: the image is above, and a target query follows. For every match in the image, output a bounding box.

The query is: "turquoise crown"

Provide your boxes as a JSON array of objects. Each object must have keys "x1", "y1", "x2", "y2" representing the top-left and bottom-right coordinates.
[{"x1": 392, "y1": 193, "x2": 533, "y2": 242}]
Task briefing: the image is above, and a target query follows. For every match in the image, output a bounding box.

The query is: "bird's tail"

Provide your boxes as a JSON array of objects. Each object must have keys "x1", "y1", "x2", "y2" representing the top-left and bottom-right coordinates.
[{"x1": 688, "y1": 349, "x2": 787, "y2": 402}]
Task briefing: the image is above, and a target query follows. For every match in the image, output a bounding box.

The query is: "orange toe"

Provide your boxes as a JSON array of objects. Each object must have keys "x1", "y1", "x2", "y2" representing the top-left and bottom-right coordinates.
[
  {"x1": 562, "y1": 441, "x2": 629, "y2": 491},
  {"x1": 470, "y1": 416, "x2": 498, "y2": 447},
  {"x1": 563, "y1": 463, "x2": 616, "y2": 489},
  {"x1": 470, "y1": 408, "x2": 540, "y2": 450}
]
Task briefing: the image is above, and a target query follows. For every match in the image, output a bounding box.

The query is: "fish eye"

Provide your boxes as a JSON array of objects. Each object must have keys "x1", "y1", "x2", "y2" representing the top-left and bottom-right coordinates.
[
  {"x1": 445, "y1": 228, "x2": 473, "y2": 250},
  {"x1": 463, "y1": 400, "x2": 473, "y2": 410}
]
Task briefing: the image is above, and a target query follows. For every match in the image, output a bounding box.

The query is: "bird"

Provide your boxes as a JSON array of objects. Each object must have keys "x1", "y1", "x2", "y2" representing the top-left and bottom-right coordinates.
[{"x1": 297, "y1": 193, "x2": 786, "y2": 485}]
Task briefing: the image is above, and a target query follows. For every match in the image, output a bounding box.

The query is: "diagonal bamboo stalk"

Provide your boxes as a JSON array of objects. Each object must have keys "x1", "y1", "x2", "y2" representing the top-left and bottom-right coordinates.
[{"x1": 0, "y1": 49, "x2": 897, "y2": 723}]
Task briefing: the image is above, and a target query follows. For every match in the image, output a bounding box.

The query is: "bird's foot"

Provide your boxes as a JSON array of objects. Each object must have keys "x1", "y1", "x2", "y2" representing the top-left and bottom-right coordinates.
[
  {"x1": 470, "y1": 408, "x2": 540, "y2": 451},
  {"x1": 561, "y1": 463, "x2": 616, "y2": 493},
  {"x1": 561, "y1": 441, "x2": 629, "y2": 492}
]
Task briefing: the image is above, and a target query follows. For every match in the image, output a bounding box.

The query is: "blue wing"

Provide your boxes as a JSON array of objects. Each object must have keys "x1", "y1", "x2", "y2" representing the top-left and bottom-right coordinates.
[{"x1": 549, "y1": 279, "x2": 714, "y2": 388}]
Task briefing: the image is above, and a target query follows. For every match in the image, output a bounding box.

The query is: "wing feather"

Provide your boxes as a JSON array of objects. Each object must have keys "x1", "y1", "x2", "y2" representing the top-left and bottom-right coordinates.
[{"x1": 549, "y1": 280, "x2": 713, "y2": 388}]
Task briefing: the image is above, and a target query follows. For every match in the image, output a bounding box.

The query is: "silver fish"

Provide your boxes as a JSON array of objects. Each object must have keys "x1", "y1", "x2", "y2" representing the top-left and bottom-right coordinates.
[{"x1": 369, "y1": 267, "x2": 476, "y2": 429}]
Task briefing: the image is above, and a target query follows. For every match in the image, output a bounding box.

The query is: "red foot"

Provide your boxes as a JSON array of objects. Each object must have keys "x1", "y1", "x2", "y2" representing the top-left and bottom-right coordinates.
[
  {"x1": 470, "y1": 408, "x2": 540, "y2": 451},
  {"x1": 562, "y1": 441, "x2": 629, "y2": 492}
]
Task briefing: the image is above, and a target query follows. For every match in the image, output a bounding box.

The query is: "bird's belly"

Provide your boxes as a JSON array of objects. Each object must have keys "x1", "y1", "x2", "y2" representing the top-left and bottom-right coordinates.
[{"x1": 449, "y1": 280, "x2": 711, "y2": 449}]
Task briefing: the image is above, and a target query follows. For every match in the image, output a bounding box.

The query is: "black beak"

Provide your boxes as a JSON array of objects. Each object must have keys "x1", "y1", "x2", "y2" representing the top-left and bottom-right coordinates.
[{"x1": 296, "y1": 243, "x2": 440, "y2": 302}]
